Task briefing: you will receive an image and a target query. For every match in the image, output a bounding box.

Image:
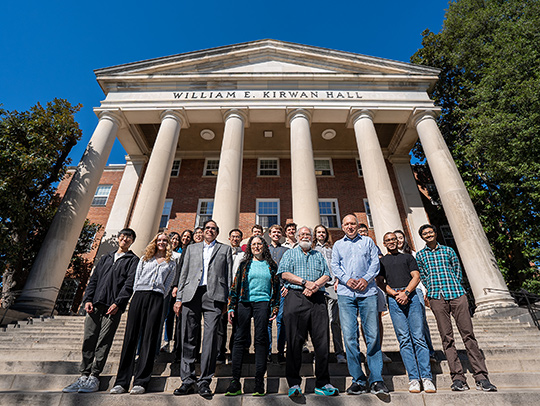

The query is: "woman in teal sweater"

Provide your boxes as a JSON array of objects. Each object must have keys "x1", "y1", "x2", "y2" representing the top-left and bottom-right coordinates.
[{"x1": 226, "y1": 235, "x2": 280, "y2": 396}]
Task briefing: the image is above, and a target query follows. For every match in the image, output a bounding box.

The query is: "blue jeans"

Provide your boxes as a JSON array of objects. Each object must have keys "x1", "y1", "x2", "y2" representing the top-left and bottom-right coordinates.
[
  {"x1": 388, "y1": 290, "x2": 432, "y2": 381},
  {"x1": 268, "y1": 295, "x2": 286, "y2": 354},
  {"x1": 338, "y1": 294, "x2": 382, "y2": 384},
  {"x1": 416, "y1": 288, "x2": 435, "y2": 356}
]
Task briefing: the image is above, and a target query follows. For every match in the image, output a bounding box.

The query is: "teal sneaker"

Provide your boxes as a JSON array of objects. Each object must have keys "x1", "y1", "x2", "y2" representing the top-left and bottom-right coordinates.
[
  {"x1": 315, "y1": 384, "x2": 339, "y2": 396},
  {"x1": 288, "y1": 385, "x2": 302, "y2": 398}
]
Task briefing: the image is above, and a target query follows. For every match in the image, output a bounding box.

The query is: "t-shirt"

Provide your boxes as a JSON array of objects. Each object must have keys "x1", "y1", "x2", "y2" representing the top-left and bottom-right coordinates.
[
  {"x1": 379, "y1": 252, "x2": 418, "y2": 289},
  {"x1": 246, "y1": 260, "x2": 272, "y2": 302}
]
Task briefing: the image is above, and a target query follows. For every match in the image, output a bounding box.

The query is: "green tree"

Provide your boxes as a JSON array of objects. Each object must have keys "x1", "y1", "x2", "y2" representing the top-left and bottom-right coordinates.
[
  {"x1": 412, "y1": 0, "x2": 540, "y2": 293},
  {"x1": 0, "y1": 99, "x2": 82, "y2": 307}
]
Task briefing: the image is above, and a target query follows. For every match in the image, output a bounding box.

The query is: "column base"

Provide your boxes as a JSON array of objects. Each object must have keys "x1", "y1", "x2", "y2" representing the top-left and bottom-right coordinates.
[
  {"x1": 11, "y1": 297, "x2": 57, "y2": 317},
  {"x1": 473, "y1": 296, "x2": 518, "y2": 317}
]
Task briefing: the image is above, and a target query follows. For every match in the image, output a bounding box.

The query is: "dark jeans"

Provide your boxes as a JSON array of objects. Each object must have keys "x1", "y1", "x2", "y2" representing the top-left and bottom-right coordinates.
[
  {"x1": 283, "y1": 290, "x2": 330, "y2": 388},
  {"x1": 115, "y1": 291, "x2": 164, "y2": 389},
  {"x1": 268, "y1": 294, "x2": 286, "y2": 354},
  {"x1": 80, "y1": 303, "x2": 122, "y2": 377},
  {"x1": 429, "y1": 294, "x2": 489, "y2": 382},
  {"x1": 231, "y1": 301, "x2": 270, "y2": 383}
]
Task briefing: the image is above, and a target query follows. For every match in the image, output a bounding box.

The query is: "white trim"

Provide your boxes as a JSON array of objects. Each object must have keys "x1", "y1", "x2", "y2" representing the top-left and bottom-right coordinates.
[
  {"x1": 318, "y1": 198, "x2": 341, "y2": 228},
  {"x1": 363, "y1": 198, "x2": 374, "y2": 228},
  {"x1": 256, "y1": 198, "x2": 280, "y2": 228},
  {"x1": 196, "y1": 198, "x2": 214, "y2": 228},
  {"x1": 314, "y1": 158, "x2": 334, "y2": 177},
  {"x1": 257, "y1": 157, "x2": 280, "y2": 177},
  {"x1": 91, "y1": 184, "x2": 112, "y2": 207},
  {"x1": 203, "y1": 158, "x2": 220, "y2": 177},
  {"x1": 159, "y1": 199, "x2": 173, "y2": 229},
  {"x1": 170, "y1": 159, "x2": 182, "y2": 177},
  {"x1": 356, "y1": 159, "x2": 364, "y2": 177}
]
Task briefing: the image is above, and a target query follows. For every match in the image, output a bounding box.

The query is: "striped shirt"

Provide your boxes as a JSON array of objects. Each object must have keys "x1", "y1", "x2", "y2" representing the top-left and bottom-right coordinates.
[
  {"x1": 277, "y1": 246, "x2": 330, "y2": 291},
  {"x1": 416, "y1": 243, "x2": 465, "y2": 300},
  {"x1": 133, "y1": 257, "x2": 176, "y2": 296}
]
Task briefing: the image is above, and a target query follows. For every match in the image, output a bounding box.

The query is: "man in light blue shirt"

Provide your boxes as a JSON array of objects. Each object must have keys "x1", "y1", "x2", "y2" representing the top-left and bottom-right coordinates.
[{"x1": 332, "y1": 214, "x2": 388, "y2": 396}]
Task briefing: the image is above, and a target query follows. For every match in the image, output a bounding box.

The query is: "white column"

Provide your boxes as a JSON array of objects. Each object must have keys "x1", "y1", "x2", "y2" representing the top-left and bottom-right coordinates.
[
  {"x1": 15, "y1": 111, "x2": 121, "y2": 315},
  {"x1": 130, "y1": 110, "x2": 183, "y2": 255},
  {"x1": 414, "y1": 110, "x2": 515, "y2": 313},
  {"x1": 352, "y1": 110, "x2": 403, "y2": 246},
  {"x1": 288, "y1": 109, "x2": 320, "y2": 229},
  {"x1": 94, "y1": 155, "x2": 147, "y2": 260},
  {"x1": 389, "y1": 155, "x2": 430, "y2": 251},
  {"x1": 212, "y1": 109, "x2": 246, "y2": 243}
]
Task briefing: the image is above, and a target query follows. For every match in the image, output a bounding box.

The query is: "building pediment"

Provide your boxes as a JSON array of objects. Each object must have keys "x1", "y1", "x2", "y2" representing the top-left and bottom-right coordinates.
[{"x1": 95, "y1": 39, "x2": 439, "y2": 85}]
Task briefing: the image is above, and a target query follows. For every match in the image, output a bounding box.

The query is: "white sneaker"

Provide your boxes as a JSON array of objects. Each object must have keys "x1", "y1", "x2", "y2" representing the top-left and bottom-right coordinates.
[
  {"x1": 110, "y1": 385, "x2": 127, "y2": 394},
  {"x1": 78, "y1": 375, "x2": 99, "y2": 393},
  {"x1": 409, "y1": 380, "x2": 421, "y2": 393},
  {"x1": 382, "y1": 352, "x2": 392, "y2": 363},
  {"x1": 336, "y1": 354, "x2": 347, "y2": 364},
  {"x1": 130, "y1": 385, "x2": 145, "y2": 395},
  {"x1": 422, "y1": 378, "x2": 437, "y2": 393},
  {"x1": 63, "y1": 376, "x2": 88, "y2": 393}
]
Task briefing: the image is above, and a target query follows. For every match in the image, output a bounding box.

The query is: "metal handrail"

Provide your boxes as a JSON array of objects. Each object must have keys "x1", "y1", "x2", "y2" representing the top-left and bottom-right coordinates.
[{"x1": 483, "y1": 287, "x2": 540, "y2": 330}]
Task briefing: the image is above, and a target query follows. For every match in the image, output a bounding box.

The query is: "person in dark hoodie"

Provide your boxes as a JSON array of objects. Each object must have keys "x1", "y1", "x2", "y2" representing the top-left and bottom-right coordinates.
[{"x1": 63, "y1": 228, "x2": 139, "y2": 394}]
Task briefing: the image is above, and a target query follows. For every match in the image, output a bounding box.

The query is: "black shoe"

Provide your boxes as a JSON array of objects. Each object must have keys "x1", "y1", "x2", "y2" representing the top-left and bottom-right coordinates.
[
  {"x1": 277, "y1": 352, "x2": 286, "y2": 364},
  {"x1": 253, "y1": 381, "x2": 265, "y2": 396},
  {"x1": 346, "y1": 382, "x2": 367, "y2": 395},
  {"x1": 198, "y1": 383, "x2": 213, "y2": 398},
  {"x1": 173, "y1": 383, "x2": 196, "y2": 396},
  {"x1": 225, "y1": 380, "x2": 242, "y2": 396},
  {"x1": 370, "y1": 381, "x2": 389, "y2": 395},
  {"x1": 451, "y1": 380, "x2": 470, "y2": 391},
  {"x1": 476, "y1": 379, "x2": 497, "y2": 392}
]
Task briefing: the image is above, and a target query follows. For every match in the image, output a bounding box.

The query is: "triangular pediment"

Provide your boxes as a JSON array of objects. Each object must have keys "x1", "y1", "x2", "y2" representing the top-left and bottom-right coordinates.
[{"x1": 95, "y1": 39, "x2": 439, "y2": 78}]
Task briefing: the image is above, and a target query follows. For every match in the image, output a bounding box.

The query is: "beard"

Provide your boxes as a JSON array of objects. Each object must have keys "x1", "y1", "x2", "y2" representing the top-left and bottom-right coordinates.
[{"x1": 299, "y1": 240, "x2": 311, "y2": 250}]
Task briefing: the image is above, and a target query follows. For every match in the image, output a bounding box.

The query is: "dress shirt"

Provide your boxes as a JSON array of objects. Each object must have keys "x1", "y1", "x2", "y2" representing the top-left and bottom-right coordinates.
[
  {"x1": 200, "y1": 239, "x2": 216, "y2": 286},
  {"x1": 416, "y1": 243, "x2": 466, "y2": 300},
  {"x1": 277, "y1": 246, "x2": 330, "y2": 291},
  {"x1": 331, "y1": 234, "x2": 380, "y2": 298},
  {"x1": 133, "y1": 256, "x2": 176, "y2": 296}
]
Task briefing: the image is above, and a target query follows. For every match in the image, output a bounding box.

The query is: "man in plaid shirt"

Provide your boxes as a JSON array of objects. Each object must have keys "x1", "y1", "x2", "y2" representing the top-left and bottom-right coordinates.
[{"x1": 416, "y1": 224, "x2": 497, "y2": 392}]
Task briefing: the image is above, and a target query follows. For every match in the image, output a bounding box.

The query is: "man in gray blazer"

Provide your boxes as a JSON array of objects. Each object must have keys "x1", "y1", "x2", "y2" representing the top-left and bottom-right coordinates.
[{"x1": 173, "y1": 219, "x2": 233, "y2": 397}]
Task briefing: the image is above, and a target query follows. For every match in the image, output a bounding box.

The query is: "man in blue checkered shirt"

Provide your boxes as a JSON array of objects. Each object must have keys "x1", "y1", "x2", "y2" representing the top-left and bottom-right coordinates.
[
  {"x1": 277, "y1": 226, "x2": 338, "y2": 397},
  {"x1": 416, "y1": 224, "x2": 496, "y2": 392}
]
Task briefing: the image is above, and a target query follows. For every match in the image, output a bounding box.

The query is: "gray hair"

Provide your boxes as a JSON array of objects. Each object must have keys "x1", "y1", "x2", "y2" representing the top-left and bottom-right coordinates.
[{"x1": 296, "y1": 226, "x2": 313, "y2": 239}]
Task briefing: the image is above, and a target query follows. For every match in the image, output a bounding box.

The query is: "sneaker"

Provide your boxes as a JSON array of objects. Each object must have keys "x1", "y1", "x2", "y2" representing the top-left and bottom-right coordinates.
[
  {"x1": 476, "y1": 379, "x2": 497, "y2": 392},
  {"x1": 225, "y1": 380, "x2": 242, "y2": 396},
  {"x1": 110, "y1": 385, "x2": 127, "y2": 394},
  {"x1": 336, "y1": 354, "x2": 347, "y2": 364},
  {"x1": 288, "y1": 385, "x2": 302, "y2": 398},
  {"x1": 63, "y1": 376, "x2": 88, "y2": 393},
  {"x1": 253, "y1": 381, "x2": 265, "y2": 396},
  {"x1": 451, "y1": 380, "x2": 470, "y2": 391},
  {"x1": 422, "y1": 378, "x2": 436, "y2": 393},
  {"x1": 314, "y1": 383, "x2": 339, "y2": 396},
  {"x1": 78, "y1": 375, "x2": 99, "y2": 393},
  {"x1": 409, "y1": 380, "x2": 421, "y2": 393},
  {"x1": 371, "y1": 381, "x2": 390, "y2": 395},
  {"x1": 346, "y1": 382, "x2": 367, "y2": 395},
  {"x1": 382, "y1": 352, "x2": 392, "y2": 363},
  {"x1": 130, "y1": 385, "x2": 145, "y2": 394}
]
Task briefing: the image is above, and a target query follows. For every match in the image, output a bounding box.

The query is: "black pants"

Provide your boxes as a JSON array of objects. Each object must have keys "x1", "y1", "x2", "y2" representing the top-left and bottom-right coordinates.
[
  {"x1": 283, "y1": 290, "x2": 330, "y2": 388},
  {"x1": 231, "y1": 301, "x2": 270, "y2": 383},
  {"x1": 114, "y1": 291, "x2": 164, "y2": 389}
]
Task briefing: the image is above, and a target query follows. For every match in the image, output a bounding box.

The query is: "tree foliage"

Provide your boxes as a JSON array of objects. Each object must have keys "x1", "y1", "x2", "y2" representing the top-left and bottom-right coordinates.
[
  {"x1": 412, "y1": 0, "x2": 540, "y2": 293},
  {"x1": 0, "y1": 99, "x2": 82, "y2": 307}
]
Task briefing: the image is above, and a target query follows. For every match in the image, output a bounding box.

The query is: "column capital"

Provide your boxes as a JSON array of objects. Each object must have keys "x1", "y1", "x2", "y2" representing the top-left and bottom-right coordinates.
[
  {"x1": 388, "y1": 154, "x2": 412, "y2": 165},
  {"x1": 222, "y1": 108, "x2": 249, "y2": 126},
  {"x1": 125, "y1": 154, "x2": 148, "y2": 165},
  {"x1": 286, "y1": 108, "x2": 312, "y2": 127},
  {"x1": 347, "y1": 109, "x2": 376, "y2": 128},
  {"x1": 410, "y1": 108, "x2": 440, "y2": 127},
  {"x1": 160, "y1": 109, "x2": 187, "y2": 126},
  {"x1": 97, "y1": 110, "x2": 124, "y2": 128}
]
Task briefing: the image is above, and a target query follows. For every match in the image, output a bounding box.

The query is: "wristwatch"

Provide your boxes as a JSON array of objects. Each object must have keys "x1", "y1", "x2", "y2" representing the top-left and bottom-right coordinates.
[
  {"x1": 404, "y1": 290, "x2": 411, "y2": 297},
  {"x1": 301, "y1": 279, "x2": 307, "y2": 287}
]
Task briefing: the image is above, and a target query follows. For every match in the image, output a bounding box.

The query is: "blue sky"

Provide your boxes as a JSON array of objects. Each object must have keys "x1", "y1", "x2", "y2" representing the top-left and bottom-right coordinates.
[{"x1": 1, "y1": 1, "x2": 449, "y2": 165}]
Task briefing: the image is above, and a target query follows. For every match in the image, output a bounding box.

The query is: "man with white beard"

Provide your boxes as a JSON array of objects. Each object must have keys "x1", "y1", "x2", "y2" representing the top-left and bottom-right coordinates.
[{"x1": 277, "y1": 226, "x2": 339, "y2": 397}]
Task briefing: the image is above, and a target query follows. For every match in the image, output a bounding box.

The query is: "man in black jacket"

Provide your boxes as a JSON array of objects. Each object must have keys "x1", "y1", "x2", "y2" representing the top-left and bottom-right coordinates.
[{"x1": 63, "y1": 228, "x2": 139, "y2": 394}]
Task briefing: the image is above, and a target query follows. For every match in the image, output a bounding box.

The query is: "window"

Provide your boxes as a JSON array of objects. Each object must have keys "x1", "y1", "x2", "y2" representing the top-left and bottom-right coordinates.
[
  {"x1": 314, "y1": 158, "x2": 333, "y2": 176},
  {"x1": 203, "y1": 158, "x2": 219, "y2": 176},
  {"x1": 258, "y1": 158, "x2": 279, "y2": 176},
  {"x1": 91, "y1": 185, "x2": 112, "y2": 206},
  {"x1": 440, "y1": 225, "x2": 455, "y2": 245},
  {"x1": 363, "y1": 198, "x2": 374, "y2": 228},
  {"x1": 356, "y1": 159, "x2": 363, "y2": 177},
  {"x1": 256, "y1": 199, "x2": 280, "y2": 228},
  {"x1": 319, "y1": 199, "x2": 340, "y2": 228},
  {"x1": 196, "y1": 199, "x2": 214, "y2": 227},
  {"x1": 159, "y1": 199, "x2": 173, "y2": 229},
  {"x1": 426, "y1": 183, "x2": 441, "y2": 205},
  {"x1": 170, "y1": 160, "x2": 181, "y2": 177}
]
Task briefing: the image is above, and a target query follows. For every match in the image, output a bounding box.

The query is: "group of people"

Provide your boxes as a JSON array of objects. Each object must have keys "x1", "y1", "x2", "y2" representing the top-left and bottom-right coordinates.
[{"x1": 63, "y1": 214, "x2": 498, "y2": 397}]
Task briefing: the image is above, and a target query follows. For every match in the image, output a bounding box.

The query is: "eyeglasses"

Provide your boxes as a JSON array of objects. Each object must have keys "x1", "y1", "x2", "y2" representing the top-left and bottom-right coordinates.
[
  {"x1": 421, "y1": 230, "x2": 435, "y2": 237},
  {"x1": 205, "y1": 226, "x2": 217, "y2": 231},
  {"x1": 384, "y1": 238, "x2": 397, "y2": 242}
]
